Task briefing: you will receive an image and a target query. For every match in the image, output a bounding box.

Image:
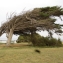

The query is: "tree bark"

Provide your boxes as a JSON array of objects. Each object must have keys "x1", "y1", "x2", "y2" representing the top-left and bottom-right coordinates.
[{"x1": 6, "y1": 29, "x2": 13, "y2": 46}]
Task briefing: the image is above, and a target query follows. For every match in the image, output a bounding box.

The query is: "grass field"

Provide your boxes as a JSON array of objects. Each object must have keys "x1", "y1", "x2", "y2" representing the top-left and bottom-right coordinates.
[{"x1": 0, "y1": 43, "x2": 63, "y2": 63}]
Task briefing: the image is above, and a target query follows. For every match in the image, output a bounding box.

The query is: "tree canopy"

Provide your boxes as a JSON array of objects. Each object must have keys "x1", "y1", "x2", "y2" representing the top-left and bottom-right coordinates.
[{"x1": 0, "y1": 6, "x2": 63, "y2": 46}]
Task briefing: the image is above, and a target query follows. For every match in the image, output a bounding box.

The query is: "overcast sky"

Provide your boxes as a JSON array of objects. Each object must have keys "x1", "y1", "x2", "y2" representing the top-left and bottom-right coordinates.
[{"x1": 0, "y1": 0, "x2": 63, "y2": 41}]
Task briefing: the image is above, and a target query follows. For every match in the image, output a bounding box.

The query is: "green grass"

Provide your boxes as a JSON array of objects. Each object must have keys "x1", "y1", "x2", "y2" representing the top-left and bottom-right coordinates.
[{"x1": 0, "y1": 43, "x2": 63, "y2": 63}]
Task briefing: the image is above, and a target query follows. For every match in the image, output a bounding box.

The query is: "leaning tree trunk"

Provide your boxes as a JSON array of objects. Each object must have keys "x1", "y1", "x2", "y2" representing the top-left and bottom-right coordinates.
[{"x1": 6, "y1": 29, "x2": 13, "y2": 46}]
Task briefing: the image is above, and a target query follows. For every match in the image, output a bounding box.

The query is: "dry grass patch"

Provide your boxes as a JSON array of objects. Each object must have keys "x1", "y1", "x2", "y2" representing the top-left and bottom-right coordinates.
[{"x1": 0, "y1": 43, "x2": 63, "y2": 63}]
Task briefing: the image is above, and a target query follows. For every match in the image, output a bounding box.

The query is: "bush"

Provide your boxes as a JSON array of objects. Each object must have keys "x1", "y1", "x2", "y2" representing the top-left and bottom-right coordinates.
[
  {"x1": 31, "y1": 36, "x2": 62, "y2": 47},
  {"x1": 30, "y1": 33, "x2": 42, "y2": 46},
  {"x1": 16, "y1": 34, "x2": 31, "y2": 43},
  {"x1": 48, "y1": 38, "x2": 62, "y2": 47},
  {"x1": 17, "y1": 33, "x2": 62, "y2": 47},
  {"x1": 57, "y1": 39, "x2": 62, "y2": 46}
]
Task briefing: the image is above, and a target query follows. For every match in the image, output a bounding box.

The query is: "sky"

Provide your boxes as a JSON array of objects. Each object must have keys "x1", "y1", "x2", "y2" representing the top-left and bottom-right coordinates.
[{"x1": 0, "y1": 0, "x2": 63, "y2": 41}]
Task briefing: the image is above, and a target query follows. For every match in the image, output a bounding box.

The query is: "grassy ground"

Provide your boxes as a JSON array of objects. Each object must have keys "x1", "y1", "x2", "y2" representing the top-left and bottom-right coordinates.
[{"x1": 0, "y1": 43, "x2": 63, "y2": 63}]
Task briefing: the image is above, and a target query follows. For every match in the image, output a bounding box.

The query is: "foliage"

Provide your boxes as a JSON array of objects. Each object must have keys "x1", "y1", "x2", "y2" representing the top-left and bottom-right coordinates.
[
  {"x1": 31, "y1": 36, "x2": 62, "y2": 47},
  {"x1": 0, "y1": 6, "x2": 63, "y2": 46},
  {"x1": 48, "y1": 38, "x2": 62, "y2": 46},
  {"x1": 0, "y1": 6, "x2": 63, "y2": 36},
  {"x1": 17, "y1": 33, "x2": 62, "y2": 47},
  {"x1": 16, "y1": 34, "x2": 31, "y2": 43},
  {"x1": 40, "y1": 6, "x2": 63, "y2": 17},
  {"x1": 30, "y1": 33, "x2": 42, "y2": 45}
]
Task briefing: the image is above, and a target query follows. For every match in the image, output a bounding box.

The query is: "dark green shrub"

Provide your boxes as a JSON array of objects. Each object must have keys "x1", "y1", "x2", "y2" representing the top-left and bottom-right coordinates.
[
  {"x1": 31, "y1": 36, "x2": 62, "y2": 47},
  {"x1": 49, "y1": 38, "x2": 58, "y2": 46},
  {"x1": 43, "y1": 37, "x2": 50, "y2": 46},
  {"x1": 31, "y1": 33, "x2": 42, "y2": 46},
  {"x1": 17, "y1": 33, "x2": 62, "y2": 47},
  {"x1": 49, "y1": 38, "x2": 62, "y2": 47},
  {"x1": 16, "y1": 34, "x2": 31, "y2": 43},
  {"x1": 57, "y1": 38, "x2": 62, "y2": 46}
]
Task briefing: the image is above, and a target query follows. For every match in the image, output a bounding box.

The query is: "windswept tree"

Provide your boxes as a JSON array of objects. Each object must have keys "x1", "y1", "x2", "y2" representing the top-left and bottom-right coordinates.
[{"x1": 0, "y1": 6, "x2": 63, "y2": 46}]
